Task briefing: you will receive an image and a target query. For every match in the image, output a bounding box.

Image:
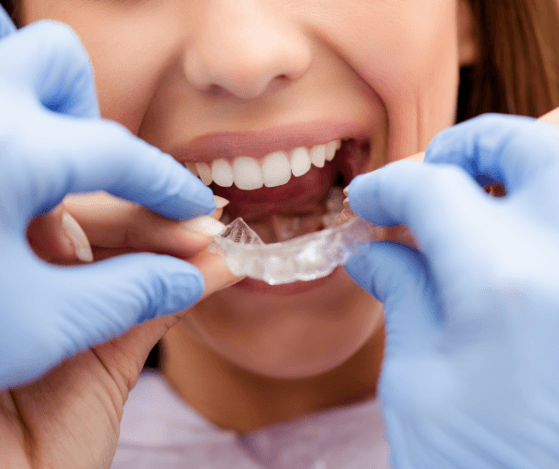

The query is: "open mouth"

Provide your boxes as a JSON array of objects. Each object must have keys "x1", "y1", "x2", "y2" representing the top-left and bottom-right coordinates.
[{"x1": 179, "y1": 132, "x2": 371, "y2": 244}]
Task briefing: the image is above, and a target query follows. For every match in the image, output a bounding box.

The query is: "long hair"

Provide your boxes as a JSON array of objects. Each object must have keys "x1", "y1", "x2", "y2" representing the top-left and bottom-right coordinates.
[{"x1": 458, "y1": 0, "x2": 559, "y2": 121}]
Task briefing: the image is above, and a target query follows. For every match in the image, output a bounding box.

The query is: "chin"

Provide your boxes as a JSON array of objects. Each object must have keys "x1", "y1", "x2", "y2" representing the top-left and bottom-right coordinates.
[{"x1": 188, "y1": 269, "x2": 384, "y2": 380}]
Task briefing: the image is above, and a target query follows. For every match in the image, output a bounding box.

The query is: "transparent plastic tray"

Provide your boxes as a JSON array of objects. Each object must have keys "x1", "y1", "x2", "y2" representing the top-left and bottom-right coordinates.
[{"x1": 209, "y1": 209, "x2": 380, "y2": 285}]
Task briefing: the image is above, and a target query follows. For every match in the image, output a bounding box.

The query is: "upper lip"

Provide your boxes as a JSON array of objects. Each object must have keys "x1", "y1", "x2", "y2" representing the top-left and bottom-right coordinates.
[{"x1": 170, "y1": 120, "x2": 370, "y2": 163}]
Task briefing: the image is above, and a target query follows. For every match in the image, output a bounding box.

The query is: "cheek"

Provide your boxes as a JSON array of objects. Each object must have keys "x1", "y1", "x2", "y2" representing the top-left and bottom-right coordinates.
[
  {"x1": 83, "y1": 22, "x2": 181, "y2": 132},
  {"x1": 28, "y1": 2, "x2": 187, "y2": 134},
  {"x1": 311, "y1": 1, "x2": 461, "y2": 162}
]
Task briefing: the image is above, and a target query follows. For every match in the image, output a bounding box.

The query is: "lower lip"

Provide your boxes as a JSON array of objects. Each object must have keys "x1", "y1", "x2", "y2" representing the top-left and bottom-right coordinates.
[{"x1": 231, "y1": 266, "x2": 343, "y2": 296}]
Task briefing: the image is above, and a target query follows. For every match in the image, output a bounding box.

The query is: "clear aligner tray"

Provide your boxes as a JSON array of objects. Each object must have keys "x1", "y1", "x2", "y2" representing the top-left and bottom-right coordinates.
[{"x1": 209, "y1": 210, "x2": 381, "y2": 285}]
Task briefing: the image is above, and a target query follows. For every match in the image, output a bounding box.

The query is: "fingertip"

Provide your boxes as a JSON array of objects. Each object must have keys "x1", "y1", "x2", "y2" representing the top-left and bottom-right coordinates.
[
  {"x1": 61, "y1": 211, "x2": 93, "y2": 263},
  {"x1": 159, "y1": 262, "x2": 206, "y2": 316},
  {"x1": 347, "y1": 164, "x2": 416, "y2": 227},
  {"x1": 347, "y1": 171, "x2": 387, "y2": 224},
  {"x1": 129, "y1": 256, "x2": 207, "y2": 318},
  {"x1": 161, "y1": 162, "x2": 217, "y2": 219},
  {"x1": 57, "y1": 254, "x2": 207, "y2": 331},
  {"x1": 188, "y1": 250, "x2": 244, "y2": 301},
  {"x1": 28, "y1": 20, "x2": 99, "y2": 118}
]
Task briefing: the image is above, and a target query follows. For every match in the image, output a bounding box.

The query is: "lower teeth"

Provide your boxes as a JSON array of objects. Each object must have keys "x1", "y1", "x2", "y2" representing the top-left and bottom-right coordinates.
[{"x1": 219, "y1": 186, "x2": 346, "y2": 243}]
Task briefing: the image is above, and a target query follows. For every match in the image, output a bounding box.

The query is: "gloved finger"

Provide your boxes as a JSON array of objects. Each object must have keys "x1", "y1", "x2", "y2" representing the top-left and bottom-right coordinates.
[
  {"x1": 345, "y1": 242, "x2": 438, "y2": 353},
  {"x1": 49, "y1": 254, "x2": 207, "y2": 352},
  {"x1": 347, "y1": 161, "x2": 508, "y2": 285},
  {"x1": 48, "y1": 250, "x2": 241, "y2": 353},
  {"x1": 0, "y1": 20, "x2": 99, "y2": 118},
  {"x1": 0, "y1": 5, "x2": 16, "y2": 39},
  {"x1": 0, "y1": 21, "x2": 215, "y2": 226},
  {"x1": 0, "y1": 252, "x2": 206, "y2": 387},
  {"x1": 347, "y1": 158, "x2": 487, "y2": 230},
  {"x1": 425, "y1": 114, "x2": 559, "y2": 196},
  {"x1": 11, "y1": 114, "x2": 215, "y2": 223}
]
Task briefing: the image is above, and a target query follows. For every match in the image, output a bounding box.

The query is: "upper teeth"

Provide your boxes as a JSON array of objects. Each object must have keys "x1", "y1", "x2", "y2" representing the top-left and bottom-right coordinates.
[{"x1": 184, "y1": 139, "x2": 342, "y2": 190}]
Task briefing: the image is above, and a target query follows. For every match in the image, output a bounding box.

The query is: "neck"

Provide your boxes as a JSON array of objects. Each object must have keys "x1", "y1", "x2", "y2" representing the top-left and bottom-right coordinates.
[{"x1": 161, "y1": 321, "x2": 385, "y2": 434}]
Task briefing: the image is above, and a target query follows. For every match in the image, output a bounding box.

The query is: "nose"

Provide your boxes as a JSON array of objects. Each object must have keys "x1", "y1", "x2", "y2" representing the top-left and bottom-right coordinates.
[{"x1": 184, "y1": 0, "x2": 311, "y2": 99}]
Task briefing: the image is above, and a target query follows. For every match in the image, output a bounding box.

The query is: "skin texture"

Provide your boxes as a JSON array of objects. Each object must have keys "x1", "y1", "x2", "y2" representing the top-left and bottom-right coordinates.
[{"x1": 0, "y1": 1, "x2": 478, "y2": 467}]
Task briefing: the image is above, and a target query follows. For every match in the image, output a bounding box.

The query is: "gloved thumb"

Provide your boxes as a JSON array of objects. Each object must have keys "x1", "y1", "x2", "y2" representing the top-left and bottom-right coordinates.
[
  {"x1": 345, "y1": 242, "x2": 438, "y2": 354},
  {"x1": 0, "y1": 20, "x2": 99, "y2": 118},
  {"x1": 1, "y1": 251, "x2": 207, "y2": 388},
  {"x1": 48, "y1": 254, "x2": 205, "y2": 357}
]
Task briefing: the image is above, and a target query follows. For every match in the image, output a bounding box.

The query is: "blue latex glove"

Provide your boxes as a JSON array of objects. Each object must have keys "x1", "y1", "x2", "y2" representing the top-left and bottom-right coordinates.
[
  {"x1": 0, "y1": 10, "x2": 216, "y2": 388},
  {"x1": 346, "y1": 114, "x2": 559, "y2": 468}
]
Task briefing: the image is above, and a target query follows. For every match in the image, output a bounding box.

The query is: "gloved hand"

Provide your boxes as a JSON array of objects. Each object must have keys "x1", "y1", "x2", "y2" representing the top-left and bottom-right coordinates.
[
  {"x1": 0, "y1": 9, "x2": 216, "y2": 389},
  {"x1": 345, "y1": 114, "x2": 559, "y2": 468}
]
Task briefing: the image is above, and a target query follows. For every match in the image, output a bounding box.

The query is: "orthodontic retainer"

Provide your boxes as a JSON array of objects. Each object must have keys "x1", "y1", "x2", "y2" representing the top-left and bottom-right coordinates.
[{"x1": 208, "y1": 209, "x2": 381, "y2": 285}]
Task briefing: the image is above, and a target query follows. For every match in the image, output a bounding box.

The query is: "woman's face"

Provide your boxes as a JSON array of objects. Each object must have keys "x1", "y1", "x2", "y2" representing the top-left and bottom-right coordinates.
[{"x1": 23, "y1": 0, "x2": 477, "y2": 378}]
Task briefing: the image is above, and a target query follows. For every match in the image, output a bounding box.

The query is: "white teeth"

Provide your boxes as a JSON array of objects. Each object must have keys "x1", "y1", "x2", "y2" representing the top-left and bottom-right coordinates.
[
  {"x1": 212, "y1": 158, "x2": 234, "y2": 187},
  {"x1": 290, "y1": 147, "x2": 311, "y2": 177},
  {"x1": 262, "y1": 151, "x2": 292, "y2": 187},
  {"x1": 233, "y1": 157, "x2": 264, "y2": 190},
  {"x1": 190, "y1": 138, "x2": 342, "y2": 190},
  {"x1": 196, "y1": 162, "x2": 213, "y2": 186},
  {"x1": 325, "y1": 140, "x2": 338, "y2": 161},
  {"x1": 309, "y1": 144, "x2": 326, "y2": 168}
]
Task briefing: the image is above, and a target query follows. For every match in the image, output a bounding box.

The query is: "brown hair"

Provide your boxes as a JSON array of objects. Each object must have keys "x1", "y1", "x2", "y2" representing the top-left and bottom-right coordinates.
[{"x1": 459, "y1": 0, "x2": 559, "y2": 121}]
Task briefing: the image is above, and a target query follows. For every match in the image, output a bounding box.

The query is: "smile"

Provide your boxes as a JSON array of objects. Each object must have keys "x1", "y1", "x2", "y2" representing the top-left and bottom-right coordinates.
[
  {"x1": 173, "y1": 122, "x2": 372, "y2": 244},
  {"x1": 184, "y1": 138, "x2": 342, "y2": 190}
]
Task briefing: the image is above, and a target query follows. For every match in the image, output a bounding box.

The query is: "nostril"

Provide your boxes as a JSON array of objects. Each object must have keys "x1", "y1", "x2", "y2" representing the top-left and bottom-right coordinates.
[
  {"x1": 185, "y1": 48, "x2": 281, "y2": 99},
  {"x1": 206, "y1": 84, "x2": 236, "y2": 99},
  {"x1": 264, "y1": 75, "x2": 292, "y2": 95}
]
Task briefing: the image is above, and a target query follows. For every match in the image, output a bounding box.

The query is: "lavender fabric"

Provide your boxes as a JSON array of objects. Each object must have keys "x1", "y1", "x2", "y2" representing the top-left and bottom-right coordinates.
[{"x1": 112, "y1": 371, "x2": 391, "y2": 468}]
